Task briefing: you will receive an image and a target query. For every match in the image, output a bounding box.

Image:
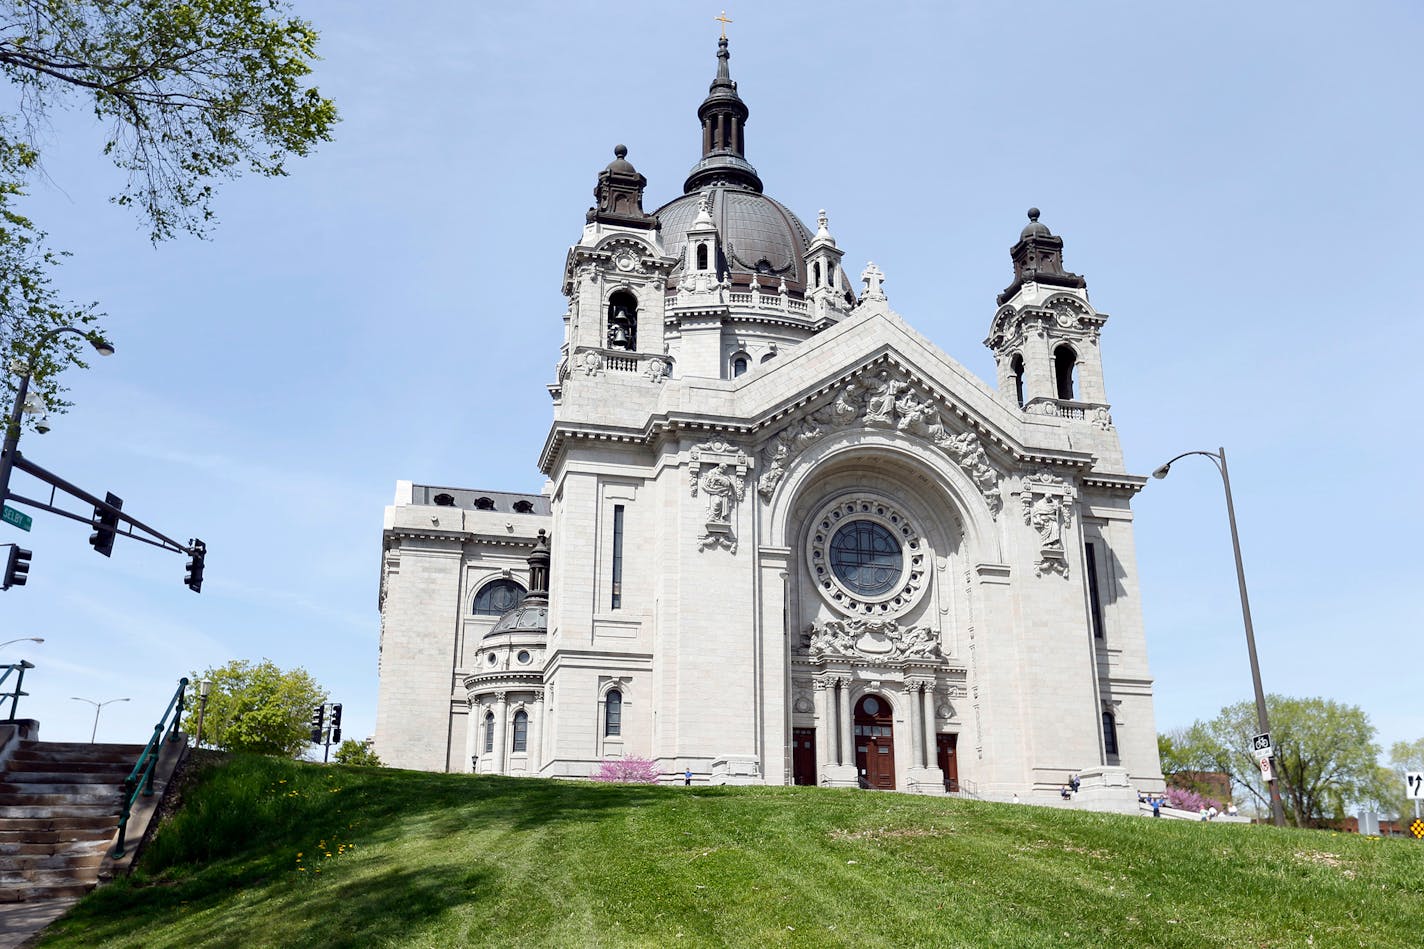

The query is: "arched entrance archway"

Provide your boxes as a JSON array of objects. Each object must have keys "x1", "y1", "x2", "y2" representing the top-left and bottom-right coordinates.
[{"x1": 854, "y1": 694, "x2": 895, "y2": 789}]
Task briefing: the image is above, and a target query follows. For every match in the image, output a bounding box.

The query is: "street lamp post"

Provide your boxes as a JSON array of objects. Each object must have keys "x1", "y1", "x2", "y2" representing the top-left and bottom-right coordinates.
[
  {"x1": 1152, "y1": 446, "x2": 1287, "y2": 828},
  {"x1": 194, "y1": 679, "x2": 212, "y2": 748},
  {"x1": 0, "y1": 637, "x2": 44, "y2": 650},
  {"x1": 1, "y1": 326, "x2": 115, "y2": 505},
  {"x1": 70, "y1": 696, "x2": 130, "y2": 743}
]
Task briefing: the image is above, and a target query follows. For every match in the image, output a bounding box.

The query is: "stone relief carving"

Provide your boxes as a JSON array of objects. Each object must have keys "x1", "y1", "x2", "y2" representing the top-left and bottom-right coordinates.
[
  {"x1": 793, "y1": 694, "x2": 814, "y2": 714},
  {"x1": 755, "y1": 365, "x2": 1003, "y2": 514},
  {"x1": 805, "y1": 618, "x2": 943, "y2": 663},
  {"x1": 643, "y1": 355, "x2": 670, "y2": 382},
  {"x1": 690, "y1": 441, "x2": 750, "y2": 554},
  {"x1": 577, "y1": 350, "x2": 603, "y2": 376},
  {"x1": 1090, "y1": 406, "x2": 1113, "y2": 430},
  {"x1": 1019, "y1": 470, "x2": 1076, "y2": 578}
]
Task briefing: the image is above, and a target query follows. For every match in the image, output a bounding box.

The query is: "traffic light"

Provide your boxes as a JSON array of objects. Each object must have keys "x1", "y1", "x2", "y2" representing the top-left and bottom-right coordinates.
[
  {"x1": 89, "y1": 492, "x2": 123, "y2": 557},
  {"x1": 330, "y1": 703, "x2": 342, "y2": 744},
  {"x1": 309, "y1": 704, "x2": 325, "y2": 743},
  {"x1": 184, "y1": 539, "x2": 206, "y2": 593},
  {"x1": 2, "y1": 546, "x2": 31, "y2": 590}
]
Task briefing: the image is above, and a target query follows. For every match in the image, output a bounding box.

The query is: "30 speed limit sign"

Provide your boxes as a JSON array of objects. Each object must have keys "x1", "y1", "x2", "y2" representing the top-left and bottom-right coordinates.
[{"x1": 1407, "y1": 771, "x2": 1424, "y2": 800}]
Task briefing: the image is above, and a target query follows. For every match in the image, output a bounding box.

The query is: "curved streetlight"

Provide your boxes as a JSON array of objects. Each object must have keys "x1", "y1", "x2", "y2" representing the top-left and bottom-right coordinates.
[
  {"x1": 70, "y1": 695, "x2": 130, "y2": 743},
  {"x1": 0, "y1": 637, "x2": 44, "y2": 649},
  {"x1": 1152, "y1": 446, "x2": 1286, "y2": 828},
  {"x1": 0, "y1": 326, "x2": 115, "y2": 504}
]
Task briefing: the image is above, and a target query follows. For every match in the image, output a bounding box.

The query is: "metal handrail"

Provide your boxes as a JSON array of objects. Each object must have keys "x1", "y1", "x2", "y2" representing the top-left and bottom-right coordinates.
[
  {"x1": 113, "y1": 676, "x2": 188, "y2": 858},
  {"x1": 1, "y1": 660, "x2": 35, "y2": 721}
]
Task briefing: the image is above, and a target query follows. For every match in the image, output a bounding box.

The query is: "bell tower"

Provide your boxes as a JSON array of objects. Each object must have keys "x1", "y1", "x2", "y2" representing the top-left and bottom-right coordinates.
[{"x1": 985, "y1": 209, "x2": 1109, "y2": 414}]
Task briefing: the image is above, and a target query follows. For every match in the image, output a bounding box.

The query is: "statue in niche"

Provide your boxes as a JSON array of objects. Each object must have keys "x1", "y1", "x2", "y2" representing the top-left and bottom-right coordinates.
[
  {"x1": 1027, "y1": 492, "x2": 1065, "y2": 548},
  {"x1": 701, "y1": 464, "x2": 736, "y2": 523}
]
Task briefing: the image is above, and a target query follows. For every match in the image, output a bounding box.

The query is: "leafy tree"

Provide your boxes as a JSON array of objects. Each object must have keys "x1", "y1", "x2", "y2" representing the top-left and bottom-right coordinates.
[
  {"x1": 1185, "y1": 695, "x2": 1381, "y2": 827},
  {"x1": 1381, "y1": 737, "x2": 1424, "y2": 820},
  {"x1": 332, "y1": 738, "x2": 382, "y2": 768},
  {"x1": 184, "y1": 658, "x2": 325, "y2": 758},
  {"x1": 0, "y1": 0, "x2": 336, "y2": 419}
]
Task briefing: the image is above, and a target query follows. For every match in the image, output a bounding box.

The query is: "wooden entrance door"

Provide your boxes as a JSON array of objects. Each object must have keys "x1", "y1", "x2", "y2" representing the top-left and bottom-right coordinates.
[
  {"x1": 936, "y1": 733, "x2": 959, "y2": 792},
  {"x1": 791, "y1": 728, "x2": 816, "y2": 785},
  {"x1": 853, "y1": 694, "x2": 896, "y2": 789}
]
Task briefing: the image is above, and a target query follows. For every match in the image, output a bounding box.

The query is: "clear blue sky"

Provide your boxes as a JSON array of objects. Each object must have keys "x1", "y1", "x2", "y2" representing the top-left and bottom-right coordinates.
[{"x1": 5, "y1": 2, "x2": 1419, "y2": 764}]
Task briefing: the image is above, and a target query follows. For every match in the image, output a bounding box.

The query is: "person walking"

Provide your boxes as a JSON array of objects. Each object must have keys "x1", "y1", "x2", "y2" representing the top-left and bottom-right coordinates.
[{"x1": 684, "y1": 767, "x2": 692, "y2": 786}]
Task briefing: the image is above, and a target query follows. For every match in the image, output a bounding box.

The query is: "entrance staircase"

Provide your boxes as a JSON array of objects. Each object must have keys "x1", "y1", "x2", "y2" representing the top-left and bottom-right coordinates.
[{"x1": 0, "y1": 740, "x2": 145, "y2": 943}]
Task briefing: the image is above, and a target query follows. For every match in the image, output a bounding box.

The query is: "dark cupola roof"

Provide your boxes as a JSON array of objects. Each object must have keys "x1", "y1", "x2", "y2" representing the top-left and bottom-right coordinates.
[
  {"x1": 683, "y1": 37, "x2": 763, "y2": 194},
  {"x1": 486, "y1": 529, "x2": 550, "y2": 638},
  {"x1": 587, "y1": 145, "x2": 659, "y2": 230},
  {"x1": 997, "y1": 208, "x2": 1088, "y2": 305}
]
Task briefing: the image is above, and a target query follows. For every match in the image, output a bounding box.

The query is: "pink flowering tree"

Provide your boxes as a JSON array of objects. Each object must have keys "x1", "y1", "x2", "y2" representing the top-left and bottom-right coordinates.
[
  {"x1": 590, "y1": 756, "x2": 661, "y2": 784},
  {"x1": 1166, "y1": 787, "x2": 1223, "y2": 813}
]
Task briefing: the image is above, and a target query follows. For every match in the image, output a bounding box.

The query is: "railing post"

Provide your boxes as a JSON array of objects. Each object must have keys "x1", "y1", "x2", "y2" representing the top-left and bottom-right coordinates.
[
  {"x1": 143, "y1": 724, "x2": 162, "y2": 795},
  {"x1": 167, "y1": 677, "x2": 190, "y2": 743},
  {"x1": 6, "y1": 661, "x2": 31, "y2": 720},
  {"x1": 114, "y1": 774, "x2": 137, "y2": 858}
]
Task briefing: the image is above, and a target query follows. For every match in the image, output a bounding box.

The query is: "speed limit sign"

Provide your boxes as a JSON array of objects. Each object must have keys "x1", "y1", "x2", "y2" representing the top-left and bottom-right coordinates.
[{"x1": 1260, "y1": 756, "x2": 1274, "y2": 781}]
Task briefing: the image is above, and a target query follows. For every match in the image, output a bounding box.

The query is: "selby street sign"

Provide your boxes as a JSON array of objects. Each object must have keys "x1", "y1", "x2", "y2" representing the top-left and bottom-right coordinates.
[
  {"x1": 1407, "y1": 771, "x2": 1424, "y2": 800},
  {"x1": 1, "y1": 505, "x2": 32, "y2": 532}
]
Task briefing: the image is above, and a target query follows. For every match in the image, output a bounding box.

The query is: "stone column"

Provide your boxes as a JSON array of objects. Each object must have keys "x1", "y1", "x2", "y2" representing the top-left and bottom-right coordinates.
[
  {"x1": 813, "y1": 679, "x2": 831, "y2": 780},
  {"x1": 836, "y1": 677, "x2": 852, "y2": 766},
  {"x1": 906, "y1": 683, "x2": 923, "y2": 768},
  {"x1": 921, "y1": 685, "x2": 936, "y2": 768},
  {"x1": 464, "y1": 698, "x2": 478, "y2": 773},
  {"x1": 491, "y1": 691, "x2": 508, "y2": 776}
]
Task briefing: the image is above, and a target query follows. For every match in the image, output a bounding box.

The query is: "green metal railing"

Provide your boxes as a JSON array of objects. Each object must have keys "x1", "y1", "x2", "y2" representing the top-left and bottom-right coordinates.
[
  {"x1": 114, "y1": 676, "x2": 189, "y2": 858},
  {"x1": 1, "y1": 660, "x2": 34, "y2": 721}
]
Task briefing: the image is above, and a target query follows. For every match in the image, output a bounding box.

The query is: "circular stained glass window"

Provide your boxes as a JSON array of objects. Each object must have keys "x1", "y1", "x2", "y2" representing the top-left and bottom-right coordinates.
[
  {"x1": 516, "y1": 650, "x2": 531, "y2": 664},
  {"x1": 829, "y1": 521, "x2": 902, "y2": 597}
]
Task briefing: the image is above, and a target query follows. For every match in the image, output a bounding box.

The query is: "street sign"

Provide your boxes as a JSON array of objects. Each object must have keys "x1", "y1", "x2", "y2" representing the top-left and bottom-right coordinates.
[
  {"x1": 1259, "y1": 756, "x2": 1274, "y2": 781},
  {"x1": 1, "y1": 505, "x2": 32, "y2": 532},
  {"x1": 1407, "y1": 772, "x2": 1424, "y2": 800},
  {"x1": 1251, "y1": 732, "x2": 1272, "y2": 757}
]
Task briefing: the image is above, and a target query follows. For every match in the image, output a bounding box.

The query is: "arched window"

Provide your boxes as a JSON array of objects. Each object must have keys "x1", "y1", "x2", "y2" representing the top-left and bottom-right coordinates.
[
  {"x1": 731, "y1": 354, "x2": 749, "y2": 377},
  {"x1": 760, "y1": 351, "x2": 776, "y2": 364},
  {"x1": 696, "y1": 242, "x2": 709, "y2": 270},
  {"x1": 472, "y1": 579, "x2": 525, "y2": 616},
  {"x1": 812, "y1": 261, "x2": 822, "y2": 286},
  {"x1": 1010, "y1": 353, "x2": 1026, "y2": 408},
  {"x1": 1054, "y1": 345, "x2": 1077, "y2": 401},
  {"x1": 474, "y1": 496, "x2": 495, "y2": 510},
  {"x1": 1102, "y1": 711, "x2": 1119, "y2": 757},
  {"x1": 433, "y1": 493, "x2": 455, "y2": 507},
  {"x1": 604, "y1": 689, "x2": 622, "y2": 737},
  {"x1": 512, "y1": 499, "x2": 534, "y2": 514},
  {"x1": 511, "y1": 710, "x2": 528, "y2": 752},
  {"x1": 483, "y1": 711, "x2": 495, "y2": 754},
  {"x1": 607, "y1": 290, "x2": 637, "y2": 351}
]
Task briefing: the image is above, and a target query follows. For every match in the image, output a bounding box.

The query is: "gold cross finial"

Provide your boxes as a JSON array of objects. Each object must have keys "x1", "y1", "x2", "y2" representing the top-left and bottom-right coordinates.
[{"x1": 716, "y1": 11, "x2": 733, "y2": 39}]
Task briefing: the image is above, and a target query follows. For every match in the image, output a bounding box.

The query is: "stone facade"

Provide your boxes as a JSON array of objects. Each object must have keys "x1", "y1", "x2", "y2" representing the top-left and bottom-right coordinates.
[{"x1": 373, "y1": 38, "x2": 1165, "y2": 805}]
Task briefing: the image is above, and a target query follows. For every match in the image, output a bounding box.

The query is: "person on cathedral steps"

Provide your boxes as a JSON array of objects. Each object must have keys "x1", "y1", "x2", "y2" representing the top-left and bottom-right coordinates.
[
  {"x1": 1069, "y1": 773, "x2": 1080, "y2": 793},
  {"x1": 684, "y1": 767, "x2": 692, "y2": 786},
  {"x1": 1060, "y1": 785, "x2": 1072, "y2": 800}
]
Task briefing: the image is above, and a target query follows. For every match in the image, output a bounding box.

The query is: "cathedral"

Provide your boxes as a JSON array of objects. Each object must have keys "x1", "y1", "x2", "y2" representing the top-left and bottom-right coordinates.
[{"x1": 373, "y1": 36, "x2": 1165, "y2": 805}]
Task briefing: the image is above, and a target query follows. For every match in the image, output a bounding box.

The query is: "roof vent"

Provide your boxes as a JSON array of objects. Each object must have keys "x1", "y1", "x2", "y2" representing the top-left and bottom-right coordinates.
[{"x1": 433, "y1": 493, "x2": 456, "y2": 507}]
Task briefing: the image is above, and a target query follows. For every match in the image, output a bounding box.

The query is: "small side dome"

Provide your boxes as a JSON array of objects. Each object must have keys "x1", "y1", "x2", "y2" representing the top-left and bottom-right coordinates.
[
  {"x1": 485, "y1": 601, "x2": 548, "y2": 637},
  {"x1": 1020, "y1": 207, "x2": 1052, "y2": 240}
]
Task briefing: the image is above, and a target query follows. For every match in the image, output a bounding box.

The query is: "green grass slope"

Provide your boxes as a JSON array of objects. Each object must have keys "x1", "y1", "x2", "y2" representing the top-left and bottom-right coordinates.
[{"x1": 40, "y1": 754, "x2": 1424, "y2": 948}]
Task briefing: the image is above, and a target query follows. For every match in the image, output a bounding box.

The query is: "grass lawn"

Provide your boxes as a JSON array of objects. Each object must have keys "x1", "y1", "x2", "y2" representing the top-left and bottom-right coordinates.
[{"x1": 39, "y1": 754, "x2": 1424, "y2": 948}]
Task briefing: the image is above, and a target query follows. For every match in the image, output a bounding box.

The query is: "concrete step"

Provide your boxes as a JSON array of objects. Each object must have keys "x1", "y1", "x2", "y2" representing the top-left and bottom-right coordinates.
[
  {"x1": 0, "y1": 816, "x2": 118, "y2": 835},
  {"x1": 7, "y1": 743, "x2": 146, "y2": 765},
  {"x1": 0, "y1": 790, "x2": 124, "y2": 807},
  {"x1": 0, "y1": 881, "x2": 94, "y2": 903},
  {"x1": 0, "y1": 804, "x2": 118, "y2": 820},
  {"x1": 4, "y1": 850, "x2": 105, "y2": 872},
  {"x1": 0, "y1": 771, "x2": 130, "y2": 785},
  {"x1": 0, "y1": 864, "x2": 102, "y2": 886},
  {"x1": 1, "y1": 759, "x2": 135, "y2": 775}
]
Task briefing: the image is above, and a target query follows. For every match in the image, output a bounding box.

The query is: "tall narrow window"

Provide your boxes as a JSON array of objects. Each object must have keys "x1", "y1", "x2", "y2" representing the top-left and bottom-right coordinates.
[
  {"x1": 812, "y1": 261, "x2": 822, "y2": 286},
  {"x1": 696, "y1": 243, "x2": 709, "y2": 270},
  {"x1": 605, "y1": 689, "x2": 623, "y2": 737},
  {"x1": 611, "y1": 504, "x2": 625, "y2": 609},
  {"x1": 511, "y1": 710, "x2": 528, "y2": 752},
  {"x1": 1102, "y1": 711, "x2": 1119, "y2": 757},
  {"x1": 1054, "y1": 345, "x2": 1077, "y2": 400},
  {"x1": 732, "y1": 354, "x2": 749, "y2": 377},
  {"x1": 1010, "y1": 353, "x2": 1026, "y2": 408},
  {"x1": 483, "y1": 711, "x2": 495, "y2": 754},
  {"x1": 1085, "y1": 541, "x2": 1105, "y2": 640}
]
